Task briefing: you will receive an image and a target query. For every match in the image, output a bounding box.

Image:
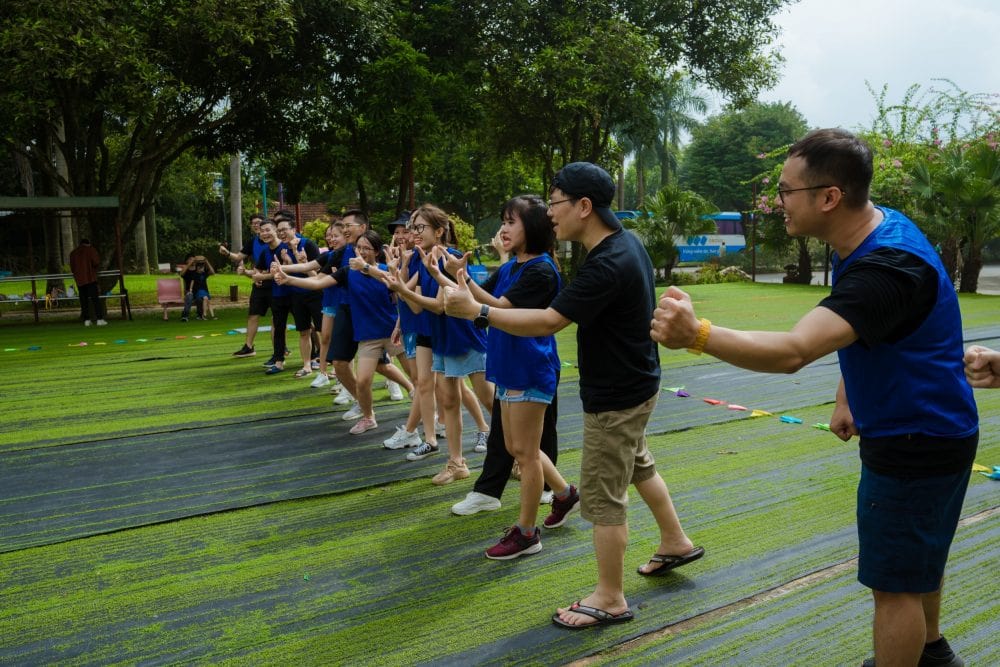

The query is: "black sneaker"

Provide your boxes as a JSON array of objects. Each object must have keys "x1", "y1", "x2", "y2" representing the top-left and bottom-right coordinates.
[
  {"x1": 543, "y1": 485, "x2": 580, "y2": 528},
  {"x1": 262, "y1": 356, "x2": 278, "y2": 368},
  {"x1": 405, "y1": 441, "x2": 439, "y2": 461},
  {"x1": 232, "y1": 344, "x2": 256, "y2": 358},
  {"x1": 861, "y1": 636, "x2": 964, "y2": 667}
]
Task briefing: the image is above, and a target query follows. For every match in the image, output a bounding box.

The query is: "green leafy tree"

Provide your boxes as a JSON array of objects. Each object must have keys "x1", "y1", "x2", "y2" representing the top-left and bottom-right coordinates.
[
  {"x1": 0, "y1": 0, "x2": 386, "y2": 268},
  {"x1": 680, "y1": 102, "x2": 809, "y2": 212}
]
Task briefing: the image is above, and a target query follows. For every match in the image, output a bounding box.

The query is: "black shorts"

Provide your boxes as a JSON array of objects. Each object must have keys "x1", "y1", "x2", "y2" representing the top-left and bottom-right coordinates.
[
  {"x1": 330, "y1": 305, "x2": 358, "y2": 361},
  {"x1": 248, "y1": 288, "x2": 272, "y2": 317},
  {"x1": 415, "y1": 334, "x2": 433, "y2": 349},
  {"x1": 290, "y1": 290, "x2": 322, "y2": 332}
]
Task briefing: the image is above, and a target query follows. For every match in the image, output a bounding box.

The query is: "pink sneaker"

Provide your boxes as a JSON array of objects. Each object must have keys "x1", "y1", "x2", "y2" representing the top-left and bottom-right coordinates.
[
  {"x1": 485, "y1": 526, "x2": 542, "y2": 560},
  {"x1": 543, "y1": 485, "x2": 580, "y2": 528},
  {"x1": 349, "y1": 416, "x2": 377, "y2": 435}
]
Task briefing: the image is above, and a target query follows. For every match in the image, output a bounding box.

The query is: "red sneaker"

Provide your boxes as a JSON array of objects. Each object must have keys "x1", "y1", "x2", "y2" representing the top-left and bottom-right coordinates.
[
  {"x1": 543, "y1": 485, "x2": 580, "y2": 528},
  {"x1": 485, "y1": 526, "x2": 542, "y2": 560}
]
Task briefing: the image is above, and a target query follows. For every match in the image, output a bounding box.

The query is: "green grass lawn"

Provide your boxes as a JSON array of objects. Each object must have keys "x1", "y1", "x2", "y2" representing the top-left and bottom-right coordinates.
[{"x1": 0, "y1": 281, "x2": 997, "y2": 664}]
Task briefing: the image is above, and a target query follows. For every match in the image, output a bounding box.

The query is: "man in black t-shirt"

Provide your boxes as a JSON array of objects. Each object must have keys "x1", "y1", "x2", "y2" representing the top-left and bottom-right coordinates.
[{"x1": 445, "y1": 162, "x2": 703, "y2": 630}]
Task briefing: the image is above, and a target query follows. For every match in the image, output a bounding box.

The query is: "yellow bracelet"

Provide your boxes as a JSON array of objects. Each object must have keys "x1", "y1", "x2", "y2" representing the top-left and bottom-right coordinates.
[{"x1": 687, "y1": 318, "x2": 712, "y2": 355}]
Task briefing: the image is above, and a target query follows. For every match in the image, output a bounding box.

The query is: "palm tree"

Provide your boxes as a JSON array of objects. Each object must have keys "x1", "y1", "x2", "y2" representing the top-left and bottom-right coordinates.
[
  {"x1": 653, "y1": 71, "x2": 708, "y2": 189},
  {"x1": 628, "y1": 184, "x2": 716, "y2": 279},
  {"x1": 911, "y1": 138, "x2": 1000, "y2": 292}
]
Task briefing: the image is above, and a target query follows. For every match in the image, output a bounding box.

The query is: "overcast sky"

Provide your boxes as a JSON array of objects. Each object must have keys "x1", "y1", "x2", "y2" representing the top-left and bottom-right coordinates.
[{"x1": 713, "y1": 0, "x2": 1000, "y2": 131}]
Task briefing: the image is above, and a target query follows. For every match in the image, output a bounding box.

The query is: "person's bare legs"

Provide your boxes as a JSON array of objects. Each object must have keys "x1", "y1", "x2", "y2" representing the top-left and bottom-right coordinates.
[
  {"x1": 468, "y1": 372, "x2": 494, "y2": 418},
  {"x1": 460, "y1": 375, "x2": 490, "y2": 432},
  {"x1": 922, "y1": 582, "x2": 943, "y2": 643},
  {"x1": 297, "y1": 330, "x2": 312, "y2": 373},
  {"x1": 414, "y1": 347, "x2": 437, "y2": 445},
  {"x1": 634, "y1": 473, "x2": 696, "y2": 573},
  {"x1": 333, "y1": 359, "x2": 357, "y2": 399},
  {"x1": 377, "y1": 359, "x2": 414, "y2": 394},
  {"x1": 245, "y1": 314, "x2": 261, "y2": 349},
  {"x1": 502, "y1": 400, "x2": 546, "y2": 529},
  {"x1": 872, "y1": 590, "x2": 926, "y2": 666},
  {"x1": 355, "y1": 355, "x2": 378, "y2": 419},
  {"x1": 438, "y1": 375, "x2": 463, "y2": 463},
  {"x1": 317, "y1": 315, "x2": 333, "y2": 376},
  {"x1": 555, "y1": 523, "x2": 630, "y2": 625}
]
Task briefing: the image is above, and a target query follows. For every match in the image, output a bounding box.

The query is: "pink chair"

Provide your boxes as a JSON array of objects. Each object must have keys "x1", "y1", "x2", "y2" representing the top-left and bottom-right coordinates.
[{"x1": 156, "y1": 279, "x2": 185, "y2": 320}]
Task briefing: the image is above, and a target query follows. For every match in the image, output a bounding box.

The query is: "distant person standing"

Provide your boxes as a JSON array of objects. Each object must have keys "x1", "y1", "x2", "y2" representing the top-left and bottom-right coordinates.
[{"x1": 69, "y1": 238, "x2": 106, "y2": 326}]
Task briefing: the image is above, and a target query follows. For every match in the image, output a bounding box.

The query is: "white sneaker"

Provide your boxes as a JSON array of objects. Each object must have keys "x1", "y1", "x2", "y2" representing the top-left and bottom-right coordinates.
[
  {"x1": 334, "y1": 390, "x2": 355, "y2": 405},
  {"x1": 341, "y1": 402, "x2": 363, "y2": 421},
  {"x1": 383, "y1": 425, "x2": 421, "y2": 449},
  {"x1": 386, "y1": 380, "x2": 404, "y2": 401},
  {"x1": 540, "y1": 490, "x2": 554, "y2": 505},
  {"x1": 310, "y1": 373, "x2": 331, "y2": 388},
  {"x1": 84, "y1": 320, "x2": 92, "y2": 327},
  {"x1": 451, "y1": 491, "x2": 502, "y2": 516},
  {"x1": 96, "y1": 319, "x2": 108, "y2": 326},
  {"x1": 474, "y1": 431, "x2": 488, "y2": 453}
]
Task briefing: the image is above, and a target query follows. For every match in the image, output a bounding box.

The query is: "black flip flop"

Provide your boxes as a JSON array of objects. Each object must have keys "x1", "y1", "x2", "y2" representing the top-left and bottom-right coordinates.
[
  {"x1": 551, "y1": 601, "x2": 634, "y2": 630},
  {"x1": 637, "y1": 546, "x2": 705, "y2": 576}
]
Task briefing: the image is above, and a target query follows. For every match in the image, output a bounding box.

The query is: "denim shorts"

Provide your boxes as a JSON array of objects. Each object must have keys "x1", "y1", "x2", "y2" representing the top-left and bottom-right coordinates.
[
  {"x1": 402, "y1": 332, "x2": 418, "y2": 360},
  {"x1": 194, "y1": 289, "x2": 210, "y2": 300},
  {"x1": 321, "y1": 306, "x2": 337, "y2": 318},
  {"x1": 856, "y1": 464, "x2": 971, "y2": 593},
  {"x1": 496, "y1": 384, "x2": 553, "y2": 405},
  {"x1": 432, "y1": 349, "x2": 486, "y2": 378}
]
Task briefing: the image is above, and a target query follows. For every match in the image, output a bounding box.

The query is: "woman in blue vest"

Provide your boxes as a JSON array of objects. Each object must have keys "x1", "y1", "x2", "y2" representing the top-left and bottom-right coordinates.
[
  {"x1": 276, "y1": 230, "x2": 412, "y2": 434},
  {"x1": 385, "y1": 204, "x2": 492, "y2": 485},
  {"x1": 443, "y1": 195, "x2": 575, "y2": 559}
]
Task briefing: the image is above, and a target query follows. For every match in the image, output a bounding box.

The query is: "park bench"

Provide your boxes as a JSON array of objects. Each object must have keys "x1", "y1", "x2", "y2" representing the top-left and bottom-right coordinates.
[{"x1": 0, "y1": 270, "x2": 132, "y2": 323}]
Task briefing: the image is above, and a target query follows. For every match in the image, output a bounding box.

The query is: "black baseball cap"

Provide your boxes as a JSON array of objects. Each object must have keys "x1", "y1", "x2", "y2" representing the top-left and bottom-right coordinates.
[
  {"x1": 551, "y1": 162, "x2": 621, "y2": 231},
  {"x1": 387, "y1": 210, "x2": 411, "y2": 232}
]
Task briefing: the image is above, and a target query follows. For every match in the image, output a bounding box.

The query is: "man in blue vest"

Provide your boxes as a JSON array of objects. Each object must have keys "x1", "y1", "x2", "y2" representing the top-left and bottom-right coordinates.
[
  {"x1": 222, "y1": 213, "x2": 267, "y2": 357},
  {"x1": 652, "y1": 128, "x2": 977, "y2": 667}
]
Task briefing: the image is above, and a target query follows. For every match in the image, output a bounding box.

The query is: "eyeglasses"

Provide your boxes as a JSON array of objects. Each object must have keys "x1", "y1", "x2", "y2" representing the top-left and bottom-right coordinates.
[
  {"x1": 547, "y1": 198, "x2": 574, "y2": 208},
  {"x1": 410, "y1": 224, "x2": 429, "y2": 233},
  {"x1": 343, "y1": 222, "x2": 362, "y2": 228},
  {"x1": 776, "y1": 185, "x2": 844, "y2": 204}
]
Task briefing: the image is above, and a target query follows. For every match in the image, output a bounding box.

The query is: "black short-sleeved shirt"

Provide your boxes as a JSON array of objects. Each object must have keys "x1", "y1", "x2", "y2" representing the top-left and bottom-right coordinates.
[
  {"x1": 319, "y1": 249, "x2": 344, "y2": 277},
  {"x1": 238, "y1": 236, "x2": 259, "y2": 260},
  {"x1": 482, "y1": 259, "x2": 560, "y2": 310},
  {"x1": 550, "y1": 229, "x2": 661, "y2": 412},
  {"x1": 820, "y1": 247, "x2": 977, "y2": 475}
]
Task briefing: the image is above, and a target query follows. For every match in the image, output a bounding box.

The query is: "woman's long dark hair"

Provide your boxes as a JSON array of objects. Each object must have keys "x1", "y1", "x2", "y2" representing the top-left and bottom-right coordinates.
[{"x1": 501, "y1": 195, "x2": 558, "y2": 268}]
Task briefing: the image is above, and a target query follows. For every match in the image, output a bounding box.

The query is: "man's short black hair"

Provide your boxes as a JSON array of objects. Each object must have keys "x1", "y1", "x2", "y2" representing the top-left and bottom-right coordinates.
[
  {"x1": 788, "y1": 129, "x2": 873, "y2": 209},
  {"x1": 342, "y1": 209, "x2": 369, "y2": 227}
]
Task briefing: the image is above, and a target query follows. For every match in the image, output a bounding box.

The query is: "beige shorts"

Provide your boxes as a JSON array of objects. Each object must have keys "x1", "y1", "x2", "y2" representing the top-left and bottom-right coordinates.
[
  {"x1": 357, "y1": 337, "x2": 402, "y2": 360},
  {"x1": 579, "y1": 393, "x2": 658, "y2": 525}
]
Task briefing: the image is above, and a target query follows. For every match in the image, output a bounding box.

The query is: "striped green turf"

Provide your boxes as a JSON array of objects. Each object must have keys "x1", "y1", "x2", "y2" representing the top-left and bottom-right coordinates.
[
  {"x1": 1, "y1": 398, "x2": 997, "y2": 665},
  {"x1": 0, "y1": 283, "x2": 997, "y2": 664}
]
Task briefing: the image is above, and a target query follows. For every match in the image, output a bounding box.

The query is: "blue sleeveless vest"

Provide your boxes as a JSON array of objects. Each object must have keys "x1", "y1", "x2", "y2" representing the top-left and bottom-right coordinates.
[
  {"x1": 486, "y1": 255, "x2": 561, "y2": 394},
  {"x1": 833, "y1": 207, "x2": 977, "y2": 438}
]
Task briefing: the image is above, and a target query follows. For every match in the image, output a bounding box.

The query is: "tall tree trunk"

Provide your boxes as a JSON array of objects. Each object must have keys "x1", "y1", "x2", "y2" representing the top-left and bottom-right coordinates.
[
  {"x1": 356, "y1": 177, "x2": 368, "y2": 216},
  {"x1": 147, "y1": 204, "x2": 159, "y2": 267},
  {"x1": 134, "y1": 214, "x2": 149, "y2": 274},
  {"x1": 959, "y1": 244, "x2": 982, "y2": 293},
  {"x1": 796, "y1": 237, "x2": 812, "y2": 284},
  {"x1": 636, "y1": 153, "x2": 646, "y2": 208},
  {"x1": 940, "y1": 237, "x2": 960, "y2": 285}
]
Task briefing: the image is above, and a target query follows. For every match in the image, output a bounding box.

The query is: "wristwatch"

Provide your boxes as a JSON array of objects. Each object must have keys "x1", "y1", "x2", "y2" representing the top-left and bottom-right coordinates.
[{"x1": 473, "y1": 304, "x2": 490, "y2": 329}]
